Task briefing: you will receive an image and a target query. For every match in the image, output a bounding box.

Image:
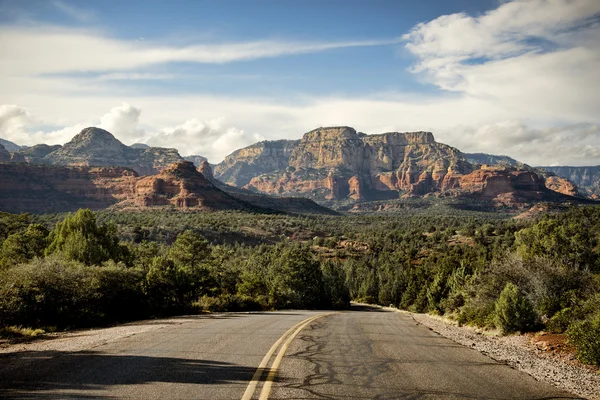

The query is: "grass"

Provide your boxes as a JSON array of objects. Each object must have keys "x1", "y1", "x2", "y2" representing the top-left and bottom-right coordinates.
[{"x1": 0, "y1": 326, "x2": 46, "y2": 339}]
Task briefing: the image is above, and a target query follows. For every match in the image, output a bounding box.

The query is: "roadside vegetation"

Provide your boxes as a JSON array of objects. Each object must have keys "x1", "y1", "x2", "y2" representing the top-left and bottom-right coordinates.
[{"x1": 0, "y1": 205, "x2": 599, "y2": 365}]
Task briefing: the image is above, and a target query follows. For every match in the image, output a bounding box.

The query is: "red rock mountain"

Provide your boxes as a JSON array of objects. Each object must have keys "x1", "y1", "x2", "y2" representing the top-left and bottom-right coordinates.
[
  {"x1": 0, "y1": 161, "x2": 337, "y2": 215},
  {"x1": 214, "y1": 126, "x2": 588, "y2": 206}
]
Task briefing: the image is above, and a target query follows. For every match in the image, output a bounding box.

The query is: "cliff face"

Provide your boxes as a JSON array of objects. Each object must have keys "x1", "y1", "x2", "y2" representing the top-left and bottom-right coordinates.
[
  {"x1": 214, "y1": 139, "x2": 298, "y2": 187},
  {"x1": 219, "y1": 127, "x2": 473, "y2": 201},
  {"x1": 215, "y1": 126, "x2": 589, "y2": 207},
  {"x1": 0, "y1": 162, "x2": 258, "y2": 213},
  {"x1": 44, "y1": 127, "x2": 184, "y2": 175},
  {"x1": 131, "y1": 162, "x2": 251, "y2": 210},
  {"x1": 0, "y1": 163, "x2": 138, "y2": 213},
  {"x1": 540, "y1": 166, "x2": 600, "y2": 197}
]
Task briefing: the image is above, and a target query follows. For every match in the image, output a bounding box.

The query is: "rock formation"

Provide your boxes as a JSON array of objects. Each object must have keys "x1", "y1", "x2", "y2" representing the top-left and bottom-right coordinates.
[
  {"x1": 184, "y1": 155, "x2": 209, "y2": 167},
  {"x1": 44, "y1": 127, "x2": 183, "y2": 175},
  {"x1": 131, "y1": 161, "x2": 251, "y2": 210},
  {"x1": 543, "y1": 174, "x2": 579, "y2": 197},
  {"x1": 198, "y1": 160, "x2": 215, "y2": 183},
  {"x1": 540, "y1": 166, "x2": 600, "y2": 197},
  {"x1": 217, "y1": 127, "x2": 473, "y2": 201},
  {"x1": 0, "y1": 138, "x2": 22, "y2": 152},
  {"x1": 16, "y1": 144, "x2": 62, "y2": 163},
  {"x1": 0, "y1": 161, "x2": 336, "y2": 215},
  {"x1": 215, "y1": 126, "x2": 590, "y2": 207},
  {"x1": 214, "y1": 139, "x2": 298, "y2": 187}
]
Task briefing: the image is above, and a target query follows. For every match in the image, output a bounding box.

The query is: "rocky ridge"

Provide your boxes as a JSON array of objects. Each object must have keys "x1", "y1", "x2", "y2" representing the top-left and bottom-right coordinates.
[
  {"x1": 540, "y1": 166, "x2": 600, "y2": 198},
  {"x1": 43, "y1": 127, "x2": 183, "y2": 175},
  {"x1": 0, "y1": 161, "x2": 336, "y2": 215},
  {"x1": 215, "y1": 126, "x2": 582, "y2": 206}
]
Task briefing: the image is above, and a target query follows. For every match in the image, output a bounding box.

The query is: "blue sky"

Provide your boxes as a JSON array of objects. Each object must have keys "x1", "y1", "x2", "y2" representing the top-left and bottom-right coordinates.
[{"x1": 0, "y1": 0, "x2": 599, "y2": 165}]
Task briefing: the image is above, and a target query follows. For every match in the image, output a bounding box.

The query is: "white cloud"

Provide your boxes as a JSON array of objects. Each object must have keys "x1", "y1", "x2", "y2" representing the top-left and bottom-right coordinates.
[
  {"x1": 402, "y1": 0, "x2": 600, "y2": 124},
  {"x1": 146, "y1": 118, "x2": 264, "y2": 163},
  {"x1": 0, "y1": 104, "x2": 87, "y2": 146},
  {"x1": 99, "y1": 103, "x2": 145, "y2": 143},
  {"x1": 0, "y1": 25, "x2": 399, "y2": 76},
  {"x1": 1, "y1": 1, "x2": 599, "y2": 166}
]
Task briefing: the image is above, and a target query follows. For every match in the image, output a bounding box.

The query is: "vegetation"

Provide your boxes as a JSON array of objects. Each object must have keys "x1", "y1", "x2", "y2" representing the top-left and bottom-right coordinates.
[{"x1": 1, "y1": 205, "x2": 599, "y2": 365}]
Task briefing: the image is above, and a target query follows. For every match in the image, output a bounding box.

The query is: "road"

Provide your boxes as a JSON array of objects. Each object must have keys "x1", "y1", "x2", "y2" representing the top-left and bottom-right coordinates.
[{"x1": 0, "y1": 305, "x2": 580, "y2": 399}]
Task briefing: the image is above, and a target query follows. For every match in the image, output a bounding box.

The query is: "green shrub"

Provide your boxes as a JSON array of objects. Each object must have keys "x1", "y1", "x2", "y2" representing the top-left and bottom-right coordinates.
[
  {"x1": 546, "y1": 308, "x2": 575, "y2": 333},
  {"x1": 567, "y1": 313, "x2": 600, "y2": 365},
  {"x1": 193, "y1": 294, "x2": 265, "y2": 312},
  {"x1": 494, "y1": 282, "x2": 537, "y2": 334},
  {"x1": 0, "y1": 256, "x2": 145, "y2": 328}
]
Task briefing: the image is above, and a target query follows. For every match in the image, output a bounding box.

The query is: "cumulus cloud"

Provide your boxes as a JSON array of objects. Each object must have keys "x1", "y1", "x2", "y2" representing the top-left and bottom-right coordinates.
[
  {"x1": 99, "y1": 103, "x2": 145, "y2": 143},
  {"x1": 402, "y1": 0, "x2": 600, "y2": 124},
  {"x1": 146, "y1": 118, "x2": 264, "y2": 163},
  {"x1": 1, "y1": 1, "x2": 600, "y2": 166},
  {"x1": 0, "y1": 104, "x2": 87, "y2": 146}
]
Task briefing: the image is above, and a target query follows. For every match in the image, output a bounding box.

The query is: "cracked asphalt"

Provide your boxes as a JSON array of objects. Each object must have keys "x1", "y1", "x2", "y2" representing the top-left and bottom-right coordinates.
[{"x1": 0, "y1": 305, "x2": 580, "y2": 399}]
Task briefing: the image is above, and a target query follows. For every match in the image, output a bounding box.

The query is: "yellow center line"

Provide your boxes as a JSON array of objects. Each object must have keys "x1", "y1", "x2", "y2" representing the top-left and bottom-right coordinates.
[
  {"x1": 258, "y1": 313, "x2": 334, "y2": 400},
  {"x1": 240, "y1": 312, "x2": 334, "y2": 400}
]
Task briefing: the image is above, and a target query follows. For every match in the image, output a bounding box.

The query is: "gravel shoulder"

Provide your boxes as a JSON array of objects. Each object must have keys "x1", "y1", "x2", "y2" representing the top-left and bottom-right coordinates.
[{"x1": 407, "y1": 310, "x2": 600, "y2": 400}]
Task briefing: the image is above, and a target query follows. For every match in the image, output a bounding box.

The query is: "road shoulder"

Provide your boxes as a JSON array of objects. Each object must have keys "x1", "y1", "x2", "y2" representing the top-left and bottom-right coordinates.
[{"x1": 410, "y1": 311, "x2": 600, "y2": 400}]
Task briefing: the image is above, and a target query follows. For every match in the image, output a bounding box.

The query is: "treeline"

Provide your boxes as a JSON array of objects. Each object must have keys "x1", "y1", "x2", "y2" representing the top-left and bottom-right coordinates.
[
  {"x1": 0, "y1": 209, "x2": 349, "y2": 330},
  {"x1": 1, "y1": 206, "x2": 599, "y2": 365}
]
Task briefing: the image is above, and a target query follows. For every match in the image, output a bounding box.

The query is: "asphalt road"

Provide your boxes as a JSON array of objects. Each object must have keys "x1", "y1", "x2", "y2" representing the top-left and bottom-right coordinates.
[{"x1": 0, "y1": 305, "x2": 580, "y2": 400}]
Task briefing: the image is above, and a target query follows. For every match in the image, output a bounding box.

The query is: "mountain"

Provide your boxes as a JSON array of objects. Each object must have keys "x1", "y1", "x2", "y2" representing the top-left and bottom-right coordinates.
[
  {"x1": 538, "y1": 166, "x2": 600, "y2": 198},
  {"x1": 214, "y1": 139, "x2": 298, "y2": 187},
  {"x1": 0, "y1": 160, "x2": 336, "y2": 215},
  {"x1": 44, "y1": 127, "x2": 183, "y2": 174},
  {"x1": 130, "y1": 143, "x2": 149, "y2": 149},
  {"x1": 128, "y1": 161, "x2": 256, "y2": 210},
  {"x1": 214, "y1": 126, "x2": 591, "y2": 207},
  {"x1": 184, "y1": 155, "x2": 209, "y2": 167},
  {"x1": 0, "y1": 138, "x2": 23, "y2": 152},
  {"x1": 216, "y1": 127, "x2": 473, "y2": 202},
  {"x1": 17, "y1": 144, "x2": 62, "y2": 163},
  {"x1": 464, "y1": 153, "x2": 530, "y2": 169},
  {"x1": 0, "y1": 144, "x2": 12, "y2": 162},
  {"x1": 199, "y1": 161, "x2": 337, "y2": 215},
  {"x1": 464, "y1": 152, "x2": 581, "y2": 197}
]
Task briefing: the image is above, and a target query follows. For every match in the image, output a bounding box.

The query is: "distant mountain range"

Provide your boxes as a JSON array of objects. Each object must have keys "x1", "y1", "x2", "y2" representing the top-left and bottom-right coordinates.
[
  {"x1": 0, "y1": 126, "x2": 598, "y2": 213},
  {"x1": 213, "y1": 126, "x2": 591, "y2": 207}
]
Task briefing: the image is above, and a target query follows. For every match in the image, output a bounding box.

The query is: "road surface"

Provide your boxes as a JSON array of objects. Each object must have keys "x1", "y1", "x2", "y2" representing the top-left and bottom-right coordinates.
[{"x1": 0, "y1": 305, "x2": 580, "y2": 399}]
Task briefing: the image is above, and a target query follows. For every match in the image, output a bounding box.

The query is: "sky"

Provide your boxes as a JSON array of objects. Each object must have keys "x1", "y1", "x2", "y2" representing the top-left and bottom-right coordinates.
[{"x1": 0, "y1": 0, "x2": 599, "y2": 165}]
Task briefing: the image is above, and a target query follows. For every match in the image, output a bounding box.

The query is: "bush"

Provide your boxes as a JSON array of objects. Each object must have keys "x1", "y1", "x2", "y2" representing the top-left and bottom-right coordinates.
[
  {"x1": 567, "y1": 313, "x2": 600, "y2": 365},
  {"x1": 0, "y1": 256, "x2": 145, "y2": 328},
  {"x1": 193, "y1": 294, "x2": 265, "y2": 313},
  {"x1": 494, "y1": 282, "x2": 537, "y2": 334}
]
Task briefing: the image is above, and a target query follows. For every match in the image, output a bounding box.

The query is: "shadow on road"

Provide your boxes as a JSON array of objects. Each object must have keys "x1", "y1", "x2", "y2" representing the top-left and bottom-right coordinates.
[{"x1": 0, "y1": 350, "x2": 265, "y2": 399}]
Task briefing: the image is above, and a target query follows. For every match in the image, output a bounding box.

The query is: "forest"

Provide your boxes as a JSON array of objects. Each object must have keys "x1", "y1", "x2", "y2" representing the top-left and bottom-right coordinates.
[{"x1": 0, "y1": 205, "x2": 599, "y2": 365}]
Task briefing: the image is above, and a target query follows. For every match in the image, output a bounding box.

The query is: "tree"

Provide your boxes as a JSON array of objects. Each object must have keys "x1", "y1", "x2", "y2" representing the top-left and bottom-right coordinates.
[
  {"x1": 45, "y1": 209, "x2": 127, "y2": 265},
  {"x1": 494, "y1": 282, "x2": 537, "y2": 334},
  {"x1": 1, "y1": 224, "x2": 49, "y2": 267},
  {"x1": 169, "y1": 230, "x2": 209, "y2": 267}
]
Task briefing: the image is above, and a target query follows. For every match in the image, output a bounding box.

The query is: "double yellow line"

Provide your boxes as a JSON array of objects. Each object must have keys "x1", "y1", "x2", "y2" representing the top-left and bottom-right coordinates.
[{"x1": 241, "y1": 312, "x2": 335, "y2": 400}]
